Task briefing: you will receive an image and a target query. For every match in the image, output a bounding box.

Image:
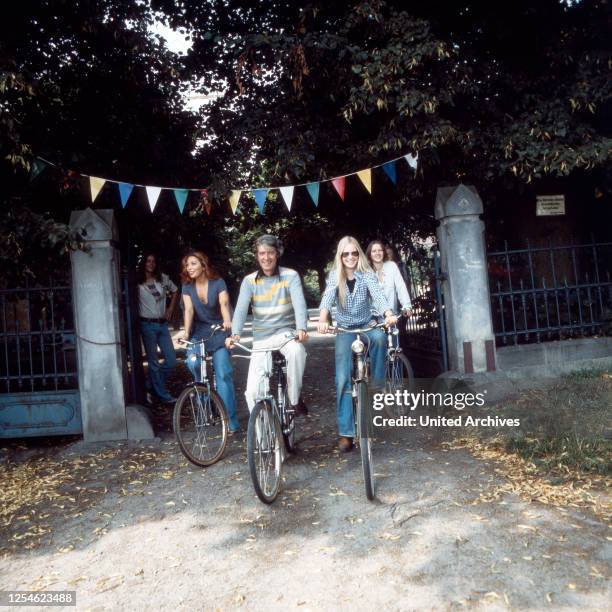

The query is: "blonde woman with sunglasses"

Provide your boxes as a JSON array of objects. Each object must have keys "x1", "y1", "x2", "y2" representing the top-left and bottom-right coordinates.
[{"x1": 318, "y1": 236, "x2": 397, "y2": 452}]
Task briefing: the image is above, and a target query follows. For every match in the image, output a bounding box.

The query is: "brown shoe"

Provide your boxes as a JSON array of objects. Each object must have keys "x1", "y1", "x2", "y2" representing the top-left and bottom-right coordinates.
[
  {"x1": 292, "y1": 398, "x2": 308, "y2": 417},
  {"x1": 338, "y1": 436, "x2": 354, "y2": 452}
]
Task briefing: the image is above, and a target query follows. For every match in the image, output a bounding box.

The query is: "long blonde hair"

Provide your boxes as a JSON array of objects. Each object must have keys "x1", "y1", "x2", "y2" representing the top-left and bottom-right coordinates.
[{"x1": 332, "y1": 236, "x2": 373, "y2": 307}]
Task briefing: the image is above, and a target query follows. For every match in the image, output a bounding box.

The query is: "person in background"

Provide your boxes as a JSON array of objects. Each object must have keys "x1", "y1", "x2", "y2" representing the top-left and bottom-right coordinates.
[
  {"x1": 385, "y1": 243, "x2": 410, "y2": 286},
  {"x1": 181, "y1": 250, "x2": 240, "y2": 433},
  {"x1": 318, "y1": 236, "x2": 396, "y2": 452},
  {"x1": 366, "y1": 240, "x2": 413, "y2": 318},
  {"x1": 137, "y1": 252, "x2": 178, "y2": 404}
]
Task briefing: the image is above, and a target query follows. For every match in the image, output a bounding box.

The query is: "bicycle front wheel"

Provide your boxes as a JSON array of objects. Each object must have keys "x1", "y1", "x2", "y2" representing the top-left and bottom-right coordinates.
[
  {"x1": 384, "y1": 352, "x2": 415, "y2": 417},
  {"x1": 173, "y1": 383, "x2": 228, "y2": 467},
  {"x1": 247, "y1": 400, "x2": 284, "y2": 504},
  {"x1": 356, "y1": 380, "x2": 375, "y2": 501}
]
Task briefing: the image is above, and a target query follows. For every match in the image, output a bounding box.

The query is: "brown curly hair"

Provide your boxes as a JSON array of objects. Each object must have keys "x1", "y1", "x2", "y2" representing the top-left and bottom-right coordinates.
[{"x1": 180, "y1": 250, "x2": 220, "y2": 284}]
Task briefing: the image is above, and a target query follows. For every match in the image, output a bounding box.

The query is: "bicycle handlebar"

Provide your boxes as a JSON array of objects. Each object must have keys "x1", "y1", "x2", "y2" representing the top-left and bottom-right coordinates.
[
  {"x1": 231, "y1": 334, "x2": 299, "y2": 355},
  {"x1": 328, "y1": 321, "x2": 387, "y2": 335},
  {"x1": 178, "y1": 324, "x2": 224, "y2": 347}
]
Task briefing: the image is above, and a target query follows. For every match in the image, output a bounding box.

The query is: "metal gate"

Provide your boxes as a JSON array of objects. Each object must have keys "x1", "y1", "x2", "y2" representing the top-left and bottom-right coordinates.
[
  {"x1": 121, "y1": 268, "x2": 146, "y2": 405},
  {"x1": 0, "y1": 281, "x2": 81, "y2": 437},
  {"x1": 402, "y1": 249, "x2": 449, "y2": 377}
]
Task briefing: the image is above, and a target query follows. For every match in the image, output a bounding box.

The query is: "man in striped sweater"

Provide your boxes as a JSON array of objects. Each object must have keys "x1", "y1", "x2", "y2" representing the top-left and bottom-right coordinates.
[{"x1": 227, "y1": 235, "x2": 308, "y2": 415}]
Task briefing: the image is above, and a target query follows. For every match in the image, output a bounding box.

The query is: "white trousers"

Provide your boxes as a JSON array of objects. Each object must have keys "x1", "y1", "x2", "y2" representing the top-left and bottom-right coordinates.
[{"x1": 244, "y1": 330, "x2": 307, "y2": 411}]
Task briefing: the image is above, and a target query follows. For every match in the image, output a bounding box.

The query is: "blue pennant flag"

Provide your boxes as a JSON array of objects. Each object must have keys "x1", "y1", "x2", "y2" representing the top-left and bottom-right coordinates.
[
  {"x1": 30, "y1": 158, "x2": 46, "y2": 180},
  {"x1": 252, "y1": 188, "x2": 269, "y2": 214},
  {"x1": 306, "y1": 183, "x2": 320, "y2": 207},
  {"x1": 118, "y1": 182, "x2": 134, "y2": 208},
  {"x1": 173, "y1": 189, "x2": 189, "y2": 213},
  {"x1": 382, "y1": 161, "x2": 397, "y2": 185}
]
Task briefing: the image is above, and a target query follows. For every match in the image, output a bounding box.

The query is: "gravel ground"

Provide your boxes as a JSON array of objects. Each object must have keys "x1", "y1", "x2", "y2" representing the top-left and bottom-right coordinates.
[{"x1": 0, "y1": 332, "x2": 610, "y2": 611}]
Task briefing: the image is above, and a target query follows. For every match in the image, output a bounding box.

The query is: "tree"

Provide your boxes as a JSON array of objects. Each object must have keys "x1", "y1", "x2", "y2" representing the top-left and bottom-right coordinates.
[
  {"x1": 173, "y1": 0, "x2": 611, "y2": 255},
  {"x1": 2, "y1": 1, "x2": 610, "y2": 287},
  {"x1": 0, "y1": 0, "x2": 198, "y2": 284}
]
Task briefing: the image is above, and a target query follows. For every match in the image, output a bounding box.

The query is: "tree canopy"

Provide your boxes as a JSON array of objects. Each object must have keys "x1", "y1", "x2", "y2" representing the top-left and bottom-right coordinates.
[
  {"x1": 1, "y1": 0, "x2": 610, "y2": 286},
  {"x1": 179, "y1": 0, "x2": 610, "y2": 189}
]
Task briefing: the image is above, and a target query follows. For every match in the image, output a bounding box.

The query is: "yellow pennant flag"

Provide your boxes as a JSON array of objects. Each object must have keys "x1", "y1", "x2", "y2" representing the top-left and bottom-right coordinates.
[
  {"x1": 229, "y1": 190, "x2": 242, "y2": 214},
  {"x1": 356, "y1": 169, "x2": 372, "y2": 194},
  {"x1": 89, "y1": 176, "x2": 106, "y2": 202}
]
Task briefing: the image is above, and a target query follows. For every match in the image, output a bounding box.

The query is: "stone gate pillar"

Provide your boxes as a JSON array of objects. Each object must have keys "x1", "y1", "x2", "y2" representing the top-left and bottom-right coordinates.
[
  {"x1": 435, "y1": 185, "x2": 497, "y2": 374},
  {"x1": 69, "y1": 208, "x2": 151, "y2": 441}
]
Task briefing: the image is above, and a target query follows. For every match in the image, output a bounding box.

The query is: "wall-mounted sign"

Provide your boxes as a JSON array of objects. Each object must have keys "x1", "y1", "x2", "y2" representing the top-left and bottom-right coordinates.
[{"x1": 536, "y1": 194, "x2": 565, "y2": 216}]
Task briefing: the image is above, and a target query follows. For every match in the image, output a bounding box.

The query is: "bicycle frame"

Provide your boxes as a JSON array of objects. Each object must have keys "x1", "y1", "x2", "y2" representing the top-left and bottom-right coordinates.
[
  {"x1": 232, "y1": 334, "x2": 296, "y2": 432},
  {"x1": 179, "y1": 325, "x2": 224, "y2": 389},
  {"x1": 385, "y1": 324, "x2": 401, "y2": 360},
  {"x1": 333, "y1": 322, "x2": 386, "y2": 388}
]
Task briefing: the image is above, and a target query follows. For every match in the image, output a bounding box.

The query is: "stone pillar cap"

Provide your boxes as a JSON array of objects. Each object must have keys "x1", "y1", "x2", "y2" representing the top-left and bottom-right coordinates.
[
  {"x1": 69, "y1": 208, "x2": 118, "y2": 241},
  {"x1": 435, "y1": 184, "x2": 483, "y2": 219}
]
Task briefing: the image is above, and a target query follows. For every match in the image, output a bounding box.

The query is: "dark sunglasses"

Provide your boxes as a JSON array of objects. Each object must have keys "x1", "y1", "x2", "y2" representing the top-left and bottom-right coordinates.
[{"x1": 342, "y1": 251, "x2": 359, "y2": 258}]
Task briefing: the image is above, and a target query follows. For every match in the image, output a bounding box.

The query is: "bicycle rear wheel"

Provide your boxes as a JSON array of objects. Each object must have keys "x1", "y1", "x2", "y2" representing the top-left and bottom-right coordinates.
[
  {"x1": 384, "y1": 352, "x2": 415, "y2": 417},
  {"x1": 247, "y1": 400, "x2": 284, "y2": 504},
  {"x1": 173, "y1": 383, "x2": 228, "y2": 467},
  {"x1": 356, "y1": 380, "x2": 375, "y2": 501}
]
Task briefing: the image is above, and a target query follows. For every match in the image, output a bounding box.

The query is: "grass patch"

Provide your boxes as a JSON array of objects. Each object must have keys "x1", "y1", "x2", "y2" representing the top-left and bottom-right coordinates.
[
  {"x1": 449, "y1": 369, "x2": 611, "y2": 515},
  {"x1": 484, "y1": 370, "x2": 612, "y2": 479},
  {"x1": 564, "y1": 367, "x2": 611, "y2": 381},
  {"x1": 504, "y1": 434, "x2": 610, "y2": 476}
]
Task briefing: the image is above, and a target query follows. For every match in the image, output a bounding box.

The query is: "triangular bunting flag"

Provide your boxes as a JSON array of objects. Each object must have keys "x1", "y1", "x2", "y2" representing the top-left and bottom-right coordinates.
[
  {"x1": 382, "y1": 161, "x2": 397, "y2": 185},
  {"x1": 229, "y1": 190, "x2": 242, "y2": 214},
  {"x1": 404, "y1": 153, "x2": 418, "y2": 170},
  {"x1": 174, "y1": 189, "x2": 189, "y2": 213},
  {"x1": 118, "y1": 182, "x2": 134, "y2": 208},
  {"x1": 252, "y1": 188, "x2": 269, "y2": 214},
  {"x1": 306, "y1": 183, "x2": 320, "y2": 207},
  {"x1": 198, "y1": 189, "x2": 211, "y2": 215},
  {"x1": 279, "y1": 186, "x2": 294, "y2": 211},
  {"x1": 89, "y1": 176, "x2": 106, "y2": 203},
  {"x1": 331, "y1": 177, "x2": 346, "y2": 201},
  {"x1": 30, "y1": 158, "x2": 46, "y2": 180},
  {"x1": 61, "y1": 170, "x2": 79, "y2": 192},
  {"x1": 145, "y1": 186, "x2": 162, "y2": 212},
  {"x1": 356, "y1": 169, "x2": 372, "y2": 194}
]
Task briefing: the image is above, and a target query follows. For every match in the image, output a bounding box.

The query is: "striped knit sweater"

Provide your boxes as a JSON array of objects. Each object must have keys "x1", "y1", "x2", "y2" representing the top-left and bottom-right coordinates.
[{"x1": 232, "y1": 267, "x2": 308, "y2": 340}]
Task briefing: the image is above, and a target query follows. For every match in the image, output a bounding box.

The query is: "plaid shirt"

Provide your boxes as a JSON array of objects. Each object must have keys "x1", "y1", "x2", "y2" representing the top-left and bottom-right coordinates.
[{"x1": 319, "y1": 270, "x2": 390, "y2": 328}]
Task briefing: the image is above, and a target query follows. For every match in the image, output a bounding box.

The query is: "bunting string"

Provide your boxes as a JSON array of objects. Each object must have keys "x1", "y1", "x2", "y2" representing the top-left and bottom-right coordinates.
[{"x1": 32, "y1": 151, "x2": 418, "y2": 216}]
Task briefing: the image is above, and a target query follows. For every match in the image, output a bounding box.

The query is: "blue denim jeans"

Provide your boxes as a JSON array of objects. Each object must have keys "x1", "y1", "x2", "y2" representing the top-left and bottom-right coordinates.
[
  {"x1": 140, "y1": 321, "x2": 177, "y2": 402},
  {"x1": 335, "y1": 327, "x2": 386, "y2": 437},
  {"x1": 187, "y1": 344, "x2": 239, "y2": 431}
]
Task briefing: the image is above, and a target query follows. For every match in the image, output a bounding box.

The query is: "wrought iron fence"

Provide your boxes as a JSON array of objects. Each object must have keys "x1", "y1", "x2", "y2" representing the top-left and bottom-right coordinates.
[
  {"x1": 403, "y1": 250, "x2": 449, "y2": 374},
  {"x1": 0, "y1": 282, "x2": 78, "y2": 393},
  {"x1": 488, "y1": 239, "x2": 612, "y2": 346}
]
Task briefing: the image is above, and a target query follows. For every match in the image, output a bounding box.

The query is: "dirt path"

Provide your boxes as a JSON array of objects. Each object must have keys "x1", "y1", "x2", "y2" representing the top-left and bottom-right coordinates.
[{"x1": 1, "y1": 334, "x2": 610, "y2": 610}]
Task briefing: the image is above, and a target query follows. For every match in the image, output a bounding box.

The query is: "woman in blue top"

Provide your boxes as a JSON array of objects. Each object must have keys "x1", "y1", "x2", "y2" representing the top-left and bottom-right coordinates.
[
  {"x1": 318, "y1": 236, "x2": 397, "y2": 452},
  {"x1": 180, "y1": 250, "x2": 240, "y2": 432}
]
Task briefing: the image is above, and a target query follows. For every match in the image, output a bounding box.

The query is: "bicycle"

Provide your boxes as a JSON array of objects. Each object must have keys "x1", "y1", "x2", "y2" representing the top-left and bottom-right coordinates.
[
  {"x1": 328, "y1": 321, "x2": 387, "y2": 501},
  {"x1": 383, "y1": 321, "x2": 415, "y2": 417},
  {"x1": 172, "y1": 325, "x2": 229, "y2": 467},
  {"x1": 232, "y1": 332, "x2": 298, "y2": 504}
]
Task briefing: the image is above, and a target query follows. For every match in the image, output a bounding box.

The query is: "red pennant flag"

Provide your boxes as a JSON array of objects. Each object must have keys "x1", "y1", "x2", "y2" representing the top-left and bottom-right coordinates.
[
  {"x1": 61, "y1": 170, "x2": 79, "y2": 192},
  {"x1": 332, "y1": 177, "x2": 346, "y2": 201},
  {"x1": 199, "y1": 189, "x2": 211, "y2": 215}
]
